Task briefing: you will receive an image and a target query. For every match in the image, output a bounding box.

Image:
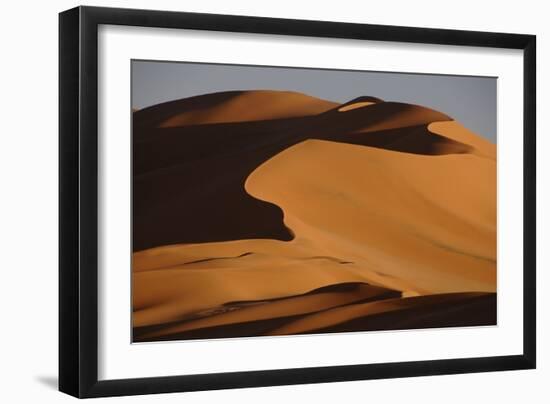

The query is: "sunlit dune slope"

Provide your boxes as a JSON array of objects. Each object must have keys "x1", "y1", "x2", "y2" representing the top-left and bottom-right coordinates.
[
  {"x1": 246, "y1": 138, "x2": 496, "y2": 294},
  {"x1": 132, "y1": 90, "x2": 497, "y2": 342}
]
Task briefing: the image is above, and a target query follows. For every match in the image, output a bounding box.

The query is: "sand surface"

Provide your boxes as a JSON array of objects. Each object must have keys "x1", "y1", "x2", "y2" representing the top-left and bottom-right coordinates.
[{"x1": 132, "y1": 90, "x2": 496, "y2": 342}]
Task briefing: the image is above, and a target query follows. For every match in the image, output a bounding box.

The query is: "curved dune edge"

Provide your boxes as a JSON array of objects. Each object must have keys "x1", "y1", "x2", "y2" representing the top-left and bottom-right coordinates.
[
  {"x1": 429, "y1": 121, "x2": 496, "y2": 160},
  {"x1": 340, "y1": 102, "x2": 452, "y2": 134},
  {"x1": 132, "y1": 90, "x2": 496, "y2": 342},
  {"x1": 338, "y1": 101, "x2": 375, "y2": 112}
]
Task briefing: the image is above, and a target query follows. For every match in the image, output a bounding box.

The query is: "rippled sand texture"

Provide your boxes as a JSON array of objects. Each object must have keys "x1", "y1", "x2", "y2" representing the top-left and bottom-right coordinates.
[{"x1": 132, "y1": 90, "x2": 496, "y2": 342}]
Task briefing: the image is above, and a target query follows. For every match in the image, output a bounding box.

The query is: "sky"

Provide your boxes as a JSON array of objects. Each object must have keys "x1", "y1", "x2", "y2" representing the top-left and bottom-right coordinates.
[{"x1": 132, "y1": 60, "x2": 497, "y2": 143}]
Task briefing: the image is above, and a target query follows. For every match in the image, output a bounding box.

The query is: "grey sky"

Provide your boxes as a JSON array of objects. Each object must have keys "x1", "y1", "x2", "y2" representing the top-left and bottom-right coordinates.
[{"x1": 132, "y1": 60, "x2": 497, "y2": 143}]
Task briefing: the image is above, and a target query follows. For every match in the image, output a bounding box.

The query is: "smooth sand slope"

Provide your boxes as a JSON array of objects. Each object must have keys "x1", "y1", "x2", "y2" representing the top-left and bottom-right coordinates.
[{"x1": 132, "y1": 90, "x2": 497, "y2": 342}]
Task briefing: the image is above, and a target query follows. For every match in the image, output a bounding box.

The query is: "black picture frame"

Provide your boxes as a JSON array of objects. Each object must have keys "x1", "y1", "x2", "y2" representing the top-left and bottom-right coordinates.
[{"x1": 59, "y1": 5, "x2": 536, "y2": 398}]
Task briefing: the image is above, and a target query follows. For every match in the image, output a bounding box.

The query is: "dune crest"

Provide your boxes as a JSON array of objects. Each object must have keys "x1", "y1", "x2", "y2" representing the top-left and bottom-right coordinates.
[
  {"x1": 336, "y1": 96, "x2": 383, "y2": 112},
  {"x1": 134, "y1": 90, "x2": 338, "y2": 131},
  {"x1": 429, "y1": 121, "x2": 496, "y2": 159},
  {"x1": 338, "y1": 101, "x2": 375, "y2": 112}
]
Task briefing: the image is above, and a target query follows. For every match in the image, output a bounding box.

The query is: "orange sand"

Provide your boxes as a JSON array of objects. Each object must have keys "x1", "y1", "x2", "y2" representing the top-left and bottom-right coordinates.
[{"x1": 132, "y1": 90, "x2": 496, "y2": 342}]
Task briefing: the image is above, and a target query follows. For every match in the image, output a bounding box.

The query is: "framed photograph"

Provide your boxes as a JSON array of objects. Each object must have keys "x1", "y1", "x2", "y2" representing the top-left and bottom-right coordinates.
[{"x1": 59, "y1": 6, "x2": 536, "y2": 398}]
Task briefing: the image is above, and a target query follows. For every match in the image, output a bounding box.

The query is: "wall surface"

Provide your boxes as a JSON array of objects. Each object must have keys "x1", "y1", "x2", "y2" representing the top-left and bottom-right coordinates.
[{"x1": 0, "y1": 1, "x2": 546, "y2": 402}]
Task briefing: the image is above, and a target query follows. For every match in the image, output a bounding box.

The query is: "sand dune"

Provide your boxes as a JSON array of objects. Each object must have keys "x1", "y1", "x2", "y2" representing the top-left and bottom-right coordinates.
[
  {"x1": 133, "y1": 97, "x2": 472, "y2": 251},
  {"x1": 337, "y1": 96, "x2": 383, "y2": 112},
  {"x1": 429, "y1": 121, "x2": 496, "y2": 159},
  {"x1": 267, "y1": 292, "x2": 496, "y2": 336},
  {"x1": 132, "y1": 90, "x2": 497, "y2": 342},
  {"x1": 133, "y1": 90, "x2": 338, "y2": 132},
  {"x1": 246, "y1": 139, "x2": 496, "y2": 294},
  {"x1": 134, "y1": 282, "x2": 401, "y2": 342},
  {"x1": 134, "y1": 291, "x2": 495, "y2": 342}
]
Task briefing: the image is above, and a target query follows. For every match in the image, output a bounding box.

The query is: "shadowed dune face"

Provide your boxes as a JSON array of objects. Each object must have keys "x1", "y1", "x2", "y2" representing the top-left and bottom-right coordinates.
[{"x1": 132, "y1": 89, "x2": 496, "y2": 342}]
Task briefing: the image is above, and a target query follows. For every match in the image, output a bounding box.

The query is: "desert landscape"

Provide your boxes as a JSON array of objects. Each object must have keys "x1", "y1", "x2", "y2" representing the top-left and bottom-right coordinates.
[{"x1": 132, "y1": 89, "x2": 496, "y2": 342}]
